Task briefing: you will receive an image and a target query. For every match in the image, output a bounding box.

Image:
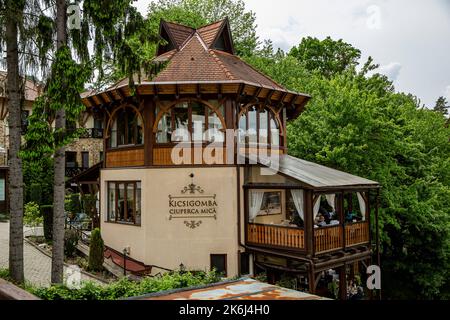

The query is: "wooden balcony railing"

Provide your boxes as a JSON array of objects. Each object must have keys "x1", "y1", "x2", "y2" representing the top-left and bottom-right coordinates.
[
  {"x1": 314, "y1": 225, "x2": 343, "y2": 254},
  {"x1": 345, "y1": 221, "x2": 369, "y2": 247},
  {"x1": 246, "y1": 221, "x2": 370, "y2": 255},
  {"x1": 247, "y1": 223, "x2": 305, "y2": 250}
]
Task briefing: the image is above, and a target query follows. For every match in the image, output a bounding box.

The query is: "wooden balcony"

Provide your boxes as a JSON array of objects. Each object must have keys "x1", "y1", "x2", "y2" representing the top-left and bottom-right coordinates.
[
  {"x1": 247, "y1": 221, "x2": 370, "y2": 255},
  {"x1": 345, "y1": 221, "x2": 369, "y2": 247},
  {"x1": 247, "y1": 223, "x2": 305, "y2": 250},
  {"x1": 314, "y1": 225, "x2": 343, "y2": 254}
]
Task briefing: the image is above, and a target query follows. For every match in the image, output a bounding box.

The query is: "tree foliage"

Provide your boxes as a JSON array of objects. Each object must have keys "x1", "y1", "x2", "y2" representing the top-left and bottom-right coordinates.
[{"x1": 246, "y1": 37, "x2": 450, "y2": 299}]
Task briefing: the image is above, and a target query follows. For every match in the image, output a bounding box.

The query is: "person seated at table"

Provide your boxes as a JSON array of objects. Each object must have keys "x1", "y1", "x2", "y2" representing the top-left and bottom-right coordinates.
[
  {"x1": 345, "y1": 211, "x2": 355, "y2": 222},
  {"x1": 316, "y1": 213, "x2": 327, "y2": 227},
  {"x1": 319, "y1": 206, "x2": 331, "y2": 224}
]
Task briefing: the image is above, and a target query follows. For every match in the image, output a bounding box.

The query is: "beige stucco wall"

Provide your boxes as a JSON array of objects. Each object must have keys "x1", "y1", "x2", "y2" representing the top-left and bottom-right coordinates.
[{"x1": 100, "y1": 166, "x2": 241, "y2": 277}]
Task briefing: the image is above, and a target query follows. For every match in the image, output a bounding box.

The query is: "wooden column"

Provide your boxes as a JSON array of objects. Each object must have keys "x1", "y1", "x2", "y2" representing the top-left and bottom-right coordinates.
[
  {"x1": 143, "y1": 99, "x2": 154, "y2": 166},
  {"x1": 304, "y1": 189, "x2": 314, "y2": 257},
  {"x1": 308, "y1": 266, "x2": 316, "y2": 294},
  {"x1": 339, "y1": 264, "x2": 347, "y2": 300},
  {"x1": 339, "y1": 192, "x2": 345, "y2": 250}
]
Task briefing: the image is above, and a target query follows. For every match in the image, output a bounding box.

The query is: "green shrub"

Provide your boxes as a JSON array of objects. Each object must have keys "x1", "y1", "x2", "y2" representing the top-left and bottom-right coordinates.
[
  {"x1": 29, "y1": 269, "x2": 221, "y2": 300},
  {"x1": 88, "y1": 228, "x2": 104, "y2": 272},
  {"x1": 28, "y1": 183, "x2": 42, "y2": 205},
  {"x1": 65, "y1": 193, "x2": 82, "y2": 215},
  {"x1": 64, "y1": 229, "x2": 79, "y2": 258},
  {"x1": 40, "y1": 205, "x2": 53, "y2": 241},
  {"x1": 24, "y1": 202, "x2": 43, "y2": 229}
]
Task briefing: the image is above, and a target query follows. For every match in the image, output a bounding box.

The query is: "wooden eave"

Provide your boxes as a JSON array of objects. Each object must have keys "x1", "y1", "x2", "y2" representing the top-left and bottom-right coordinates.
[{"x1": 82, "y1": 81, "x2": 311, "y2": 120}]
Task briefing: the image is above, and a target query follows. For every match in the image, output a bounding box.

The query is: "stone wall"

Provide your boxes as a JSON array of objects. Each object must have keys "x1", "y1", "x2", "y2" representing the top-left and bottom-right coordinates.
[{"x1": 66, "y1": 138, "x2": 104, "y2": 168}]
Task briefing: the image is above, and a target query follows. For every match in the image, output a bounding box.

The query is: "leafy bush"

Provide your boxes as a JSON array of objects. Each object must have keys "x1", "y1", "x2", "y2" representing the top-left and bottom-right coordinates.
[
  {"x1": 88, "y1": 228, "x2": 104, "y2": 271},
  {"x1": 64, "y1": 229, "x2": 79, "y2": 258},
  {"x1": 65, "y1": 193, "x2": 82, "y2": 215},
  {"x1": 29, "y1": 269, "x2": 221, "y2": 300},
  {"x1": 28, "y1": 183, "x2": 42, "y2": 205},
  {"x1": 40, "y1": 205, "x2": 53, "y2": 241},
  {"x1": 24, "y1": 202, "x2": 43, "y2": 229},
  {"x1": 0, "y1": 268, "x2": 10, "y2": 280}
]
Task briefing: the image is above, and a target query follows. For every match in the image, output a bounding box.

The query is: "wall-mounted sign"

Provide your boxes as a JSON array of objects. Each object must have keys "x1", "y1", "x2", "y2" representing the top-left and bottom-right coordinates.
[{"x1": 169, "y1": 181, "x2": 217, "y2": 229}]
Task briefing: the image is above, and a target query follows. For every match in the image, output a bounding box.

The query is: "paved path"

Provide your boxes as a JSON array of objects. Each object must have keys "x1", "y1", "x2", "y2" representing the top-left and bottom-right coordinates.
[{"x1": 0, "y1": 221, "x2": 102, "y2": 287}]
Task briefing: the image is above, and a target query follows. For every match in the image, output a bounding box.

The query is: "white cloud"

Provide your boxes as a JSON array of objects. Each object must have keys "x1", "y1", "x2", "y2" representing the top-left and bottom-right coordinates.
[
  {"x1": 378, "y1": 62, "x2": 402, "y2": 81},
  {"x1": 366, "y1": 5, "x2": 382, "y2": 30},
  {"x1": 445, "y1": 85, "x2": 450, "y2": 100}
]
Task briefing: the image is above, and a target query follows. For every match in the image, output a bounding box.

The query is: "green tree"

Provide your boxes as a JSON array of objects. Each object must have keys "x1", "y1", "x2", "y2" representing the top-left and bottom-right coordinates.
[
  {"x1": 289, "y1": 36, "x2": 364, "y2": 78},
  {"x1": 20, "y1": 0, "x2": 157, "y2": 284},
  {"x1": 246, "y1": 40, "x2": 450, "y2": 299},
  {"x1": 88, "y1": 228, "x2": 104, "y2": 272},
  {"x1": 0, "y1": 0, "x2": 27, "y2": 284},
  {"x1": 434, "y1": 96, "x2": 449, "y2": 116}
]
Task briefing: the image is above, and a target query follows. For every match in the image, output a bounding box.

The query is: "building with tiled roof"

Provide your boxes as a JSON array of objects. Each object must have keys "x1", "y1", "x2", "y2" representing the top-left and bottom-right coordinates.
[{"x1": 80, "y1": 19, "x2": 379, "y2": 300}]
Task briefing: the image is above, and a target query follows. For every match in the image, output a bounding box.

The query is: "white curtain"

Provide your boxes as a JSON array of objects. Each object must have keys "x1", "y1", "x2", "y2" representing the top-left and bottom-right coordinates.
[
  {"x1": 290, "y1": 189, "x2": 305, "y2": 221},
  {"x1": 357, "y1": 192, "x2": 366, "y2": 221},
  {"x1": 249, "y1": 191, "x2": 265, "y2": 221},
  {"x1": 313, "y1": 195, "x2": 321, "y2": 218},
  {"x1": 325, "y1": 194, "x2": 336, "y2": 212}
]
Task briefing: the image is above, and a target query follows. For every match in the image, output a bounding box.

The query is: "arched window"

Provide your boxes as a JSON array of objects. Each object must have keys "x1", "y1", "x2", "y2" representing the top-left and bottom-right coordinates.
[
  {"x1": 155, "y1": 100, "x2": 225, "y2": 143},
  {"x1": 238, "y1": 105, "x2": 282, "y2": 147},
  {"x1": 108, "y1": 106, "x2": 144, "y2": 148}
]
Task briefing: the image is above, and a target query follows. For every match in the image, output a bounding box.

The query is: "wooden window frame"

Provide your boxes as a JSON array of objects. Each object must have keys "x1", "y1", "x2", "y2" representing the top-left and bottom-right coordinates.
[
  {"x1": 106, "y1": 181, "x2": 141, "y2": 226},
  {"x1": 154, "y1": 100, "x2": 226, "y2": 145},
  {"x1": 107, "y1": 105, "x2": 144, "y2": 150},
  {"x1": 210, "y1": 254, "x2": 227, "y2": 277},
  {"x1": 238, "y1": 104, "x2": 282, "y2": 149}
]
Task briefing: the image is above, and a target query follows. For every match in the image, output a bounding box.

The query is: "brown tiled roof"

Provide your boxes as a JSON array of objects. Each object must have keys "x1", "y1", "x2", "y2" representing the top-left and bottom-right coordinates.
[
  {"x1": 197, "y1": 20, "x2": 226, "y2": 48},
  {"x1": 154, "y1": 34, "x2": 234, "y2": 82},
  {"x1": 211, "y1": 50, "x2": 285, "y2": 90},
  {"x1": 163, "y1": 21, "x2": 195, "y2": 49},
  {"x1": 82, "y1": 19, "x2": 311, "y2": 111}
]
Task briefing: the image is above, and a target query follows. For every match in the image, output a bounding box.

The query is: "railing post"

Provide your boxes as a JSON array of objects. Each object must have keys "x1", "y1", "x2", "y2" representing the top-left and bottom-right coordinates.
[{"x1": 304, "y1": 189, "x2": 314, "y2": 257}]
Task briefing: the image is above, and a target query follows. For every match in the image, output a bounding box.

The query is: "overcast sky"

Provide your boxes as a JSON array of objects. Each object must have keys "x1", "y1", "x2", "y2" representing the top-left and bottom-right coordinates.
[{"x1": 134, "y1": 0, "x2": 450, "y2": 108}]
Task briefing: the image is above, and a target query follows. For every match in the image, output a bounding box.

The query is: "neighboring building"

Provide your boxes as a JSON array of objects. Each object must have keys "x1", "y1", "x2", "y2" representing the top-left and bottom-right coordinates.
[
  {"x1": 0, "y1": 71, "x2": 104, "y2": 179},
  {"x1": 80, "y1": 19, "x2": 381, "y2": 300}
]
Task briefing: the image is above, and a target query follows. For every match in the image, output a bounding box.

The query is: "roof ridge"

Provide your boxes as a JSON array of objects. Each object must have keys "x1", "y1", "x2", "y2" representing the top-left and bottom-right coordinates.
[
  {"x1": 212, "y1": 49, "x2": 286, "y2": 90},
  {"x1": 208, "y1": 49, "x2": 235, "y2": 80},
  {"x1": 197, "y1": 18, "x2": 226, "y2": 30},
  {"x1": 163, "y1": 20, "x2": 195, "y2": 31}
]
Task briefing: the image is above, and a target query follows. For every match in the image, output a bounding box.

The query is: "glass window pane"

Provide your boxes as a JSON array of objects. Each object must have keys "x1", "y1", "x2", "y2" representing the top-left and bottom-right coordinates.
[
  {"x1": 270, "y1": 116, "x2": 280, "y2": 147},
  {"x1": 259, "y1": 109, "x2": 268, "y2": 145},
  {"x1": 247, "y1": 107, "x2": 257, "y2": 144},
  {"x1": 108, "y1": 183, "x2": 116, "y2": 221},
  {"x1": 110, "y1": 118, "x2": 117, "y2": 148},
  {"x1": 238, "y1": 113, "x2": 247, "y2": 145},
  {"x1": 172, "y1": 103, "x2": 189, "y2": 142},
  {"x1": 117, "y1": 183, "x2": 125, "y2": 222},
  {"x1": 136, "y1": 182, "x2": 141, "y2": 225},
  {"x1": 126, "y1": 183, "x2": 134, "y2": 223},
  {"x1": 136, "y1": 114, "x2": 144, "y2": 144},
  {"x1": 117, "y1": 109, "x2": 126, "y2": 146},
  {"x1": 207, "y1": 109, "x2": 224, "y2": 143},
  {"x1": 126, "y1": 109, "x2": 136, "y2": 145},
  {"x1": 191, "y1": 102, "x2": 205, "y2": 142},
  {"x1": 156, "y1": 112, "x2": 171, "y2": 143}
]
